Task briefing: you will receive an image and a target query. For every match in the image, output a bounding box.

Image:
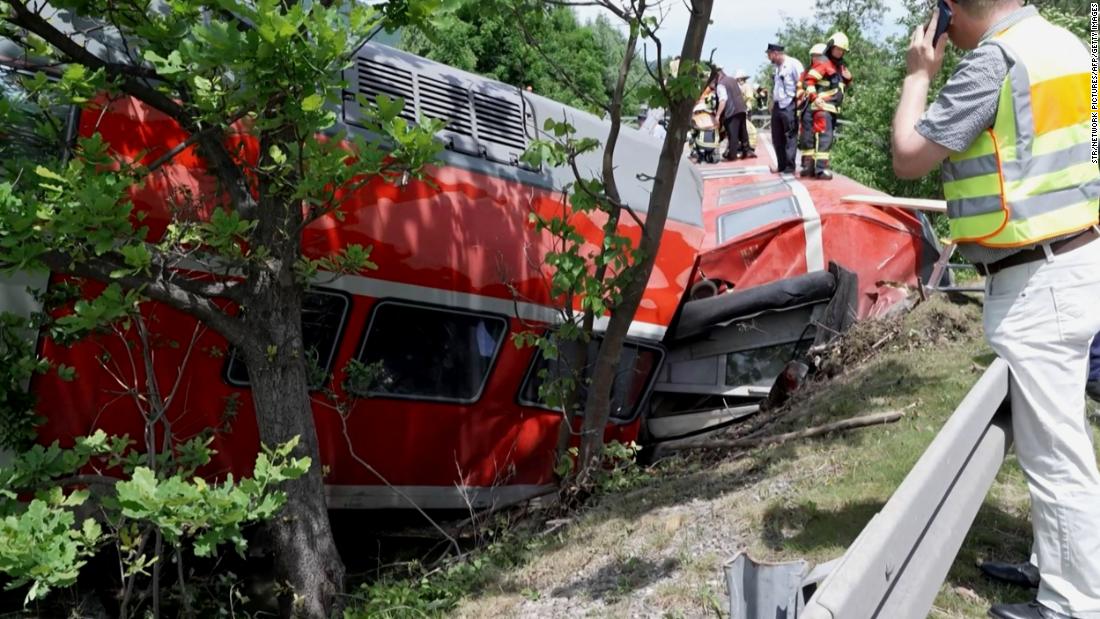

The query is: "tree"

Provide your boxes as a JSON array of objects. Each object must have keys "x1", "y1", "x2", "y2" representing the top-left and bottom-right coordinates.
[
  {"x1": 812, "y1": 0, "x2": 885, "y2": 38},
  {"x1": 0, "y1": 0, "x2": 443, "y2": 615},
  {"x1": 514, "y1": 0, "x2": 714, "y2": 485},
  {"x1": 399, "y1": 2, "x2": 651, "y2": 116}
]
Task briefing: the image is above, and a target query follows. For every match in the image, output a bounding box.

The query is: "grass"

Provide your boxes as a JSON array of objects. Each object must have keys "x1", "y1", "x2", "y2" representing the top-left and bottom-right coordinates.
[{"x1": 353, "y1": 294, "x2": 1100, "y2": 618}]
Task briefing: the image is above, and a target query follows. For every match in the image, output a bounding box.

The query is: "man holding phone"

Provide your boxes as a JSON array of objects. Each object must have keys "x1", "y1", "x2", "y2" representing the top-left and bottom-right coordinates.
[{"x1": 891, "y1": 1, "x2": 1100, "y2": 618}]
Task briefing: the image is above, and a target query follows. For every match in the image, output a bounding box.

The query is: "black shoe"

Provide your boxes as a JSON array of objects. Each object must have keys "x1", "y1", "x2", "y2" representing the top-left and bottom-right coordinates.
[
  {"x1": 981, "y1": 558, "x2": 1038, "y2": 589},
  {"x1": 988, "y1": 601, "x2": 1074, "y2": 619},
  {"x1": 742, "y1": 151, "x2": 758, "y2": 159},
  {"x1": 980, "y1": 560, "x2": 1039, "y2": 588},
  {"x1": 1087, "y1": 379, "x2": 1100, "y2": 403}
]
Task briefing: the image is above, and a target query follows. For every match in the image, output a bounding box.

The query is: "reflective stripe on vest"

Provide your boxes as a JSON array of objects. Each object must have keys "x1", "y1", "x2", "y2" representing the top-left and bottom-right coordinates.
[{"x1": 942, "y1": 14, "x2": 1100, "y2": 247}]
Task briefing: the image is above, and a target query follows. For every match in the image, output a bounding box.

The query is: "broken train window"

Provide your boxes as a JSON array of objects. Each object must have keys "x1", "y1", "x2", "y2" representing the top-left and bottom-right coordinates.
[
  {"x1": 724, "y1": 338, "x2": 815, "y2": 388},
  {"x1": 518, "y1": 338, "x2": 663, "y2": 422}
]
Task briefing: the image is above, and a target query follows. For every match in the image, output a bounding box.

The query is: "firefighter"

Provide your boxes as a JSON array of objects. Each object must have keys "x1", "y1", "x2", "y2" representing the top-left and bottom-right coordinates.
[
  {"x1": 797, "y1": 43, "x2": 828, "y2": 177},
  {"x1": 800, "y1": 32, "x2": 853, "y2": 180}
]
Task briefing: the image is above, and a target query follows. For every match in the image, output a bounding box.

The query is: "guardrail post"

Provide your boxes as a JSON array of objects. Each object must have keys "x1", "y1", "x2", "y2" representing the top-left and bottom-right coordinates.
[{"x1": 726, "y1": 360, "x2": 1013, "y2": 619}]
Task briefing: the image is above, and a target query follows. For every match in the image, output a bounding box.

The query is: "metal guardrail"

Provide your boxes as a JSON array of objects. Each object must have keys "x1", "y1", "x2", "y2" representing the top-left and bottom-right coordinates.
[
  {"x1": 727, "y1": 359, "x2": 1012, "y2": 618},
  {"x1": 800, "y1": 359, "x2": 1012, "y2": 619}
]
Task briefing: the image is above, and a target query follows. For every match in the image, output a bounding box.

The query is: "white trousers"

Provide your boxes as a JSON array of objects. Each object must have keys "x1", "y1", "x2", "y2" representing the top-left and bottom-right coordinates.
[{"x1": 983, "y1": 235, "x2": 1100, "y2": 618}]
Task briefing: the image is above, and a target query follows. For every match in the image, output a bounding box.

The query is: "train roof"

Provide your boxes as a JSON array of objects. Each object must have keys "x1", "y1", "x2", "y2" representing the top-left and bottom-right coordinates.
[
  {"x1": 0, "y1": 10, "x2": 704, "y2": 228},
  {"x1": 345, "y1": 42, "x2": 704, "y2": 228}
]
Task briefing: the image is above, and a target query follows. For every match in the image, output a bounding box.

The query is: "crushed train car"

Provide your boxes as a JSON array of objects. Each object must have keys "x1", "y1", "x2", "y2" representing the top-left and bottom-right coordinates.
[
  {"x1": 4, "y1": 38, "x2": 941, "y2": 508},
  {"x1": 645, "y1": 161, "x2": 941, "y2": 442}
]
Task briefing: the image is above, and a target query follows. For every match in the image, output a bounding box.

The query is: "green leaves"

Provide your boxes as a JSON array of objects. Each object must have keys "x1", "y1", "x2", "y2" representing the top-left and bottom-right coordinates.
[
  {"x1": 0, "y1": 433, "x2": 308, "y2": 604},
  {"x1": 53, "y1": 284, "x2": 141, "y2": 339},
  {"x1": 301, "y1": 94, "x2": 325, "y2": 113},
  {"x1": 142, "y1": 49, "x2": 186, "y2": 76},
  {"x1": 304, "y1": 244, "x2": 378, "y2": 280},
  {"x1": 0, "y1": 311, "x2": 51, "y2": 451},
  {"x1": 113, "y1": 436, "x2": 309, "y2": 558},
  {"x1": 0, "y1": 498, "x2": 101, "y2": 604}
]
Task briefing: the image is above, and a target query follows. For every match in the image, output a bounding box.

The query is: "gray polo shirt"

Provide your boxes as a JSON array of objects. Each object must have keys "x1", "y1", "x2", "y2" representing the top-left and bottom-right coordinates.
[{"x1": 915, "y1": 6, "x2": 1078, "y2": 264}]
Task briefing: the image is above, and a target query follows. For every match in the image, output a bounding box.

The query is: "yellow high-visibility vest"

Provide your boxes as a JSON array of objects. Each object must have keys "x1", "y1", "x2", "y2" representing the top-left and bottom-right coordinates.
[{"x1": 943, "y1": 14, "x2": 1100, "y2": 247}]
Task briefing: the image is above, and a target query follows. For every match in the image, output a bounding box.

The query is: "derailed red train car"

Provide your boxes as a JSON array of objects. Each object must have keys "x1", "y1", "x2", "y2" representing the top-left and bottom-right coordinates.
[
  {"x1": 6, "y1": 42, "x2": 943, "y2": 506},
  {"x1": 17, "y1": 43, "x2": 706, "y2": 509},
  {"x1": 645, "y1": 160, "x2": 941, "y2": 442}
]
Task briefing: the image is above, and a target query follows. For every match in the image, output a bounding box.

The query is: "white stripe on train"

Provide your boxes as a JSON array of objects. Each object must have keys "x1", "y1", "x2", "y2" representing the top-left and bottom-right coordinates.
[
  {"x1": 321, "y1": 272, "x2": 669, "y2": 340},
  {"x1": 788, "y1": 179, "x2": 826, "y2": 273}
]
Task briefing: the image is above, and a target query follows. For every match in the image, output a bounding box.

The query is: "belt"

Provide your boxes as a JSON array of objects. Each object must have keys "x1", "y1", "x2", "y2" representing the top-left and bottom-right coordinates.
[{"x1": 974, "y1": 227, "x2": 1100, "y2": 277}]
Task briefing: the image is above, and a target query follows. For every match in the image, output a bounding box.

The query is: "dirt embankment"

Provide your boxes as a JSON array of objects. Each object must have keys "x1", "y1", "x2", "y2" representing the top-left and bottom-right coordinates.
[{"x1": 816, "y1": 294, "x2": 984, "y2": 377}]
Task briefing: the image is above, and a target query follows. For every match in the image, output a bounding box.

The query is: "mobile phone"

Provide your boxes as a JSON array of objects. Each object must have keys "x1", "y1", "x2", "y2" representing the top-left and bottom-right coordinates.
[{"x1": 932, "y1": 0, "x2": 952, "y2": 46}]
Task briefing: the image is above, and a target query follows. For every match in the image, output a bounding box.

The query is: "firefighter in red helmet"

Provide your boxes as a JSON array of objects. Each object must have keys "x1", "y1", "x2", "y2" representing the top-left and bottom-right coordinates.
[{"x1": 799, "y1": 31, "x2": 853, "y2": 180}]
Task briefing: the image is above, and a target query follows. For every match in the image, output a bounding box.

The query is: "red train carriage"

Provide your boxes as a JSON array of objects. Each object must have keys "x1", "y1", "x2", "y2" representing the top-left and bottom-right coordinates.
[
  {"x1": 5, "y1": 40, "x2": 941, "y2": 505},
  {"x1": 16, "y1": 43, "x2": 706, "y2": 509}
]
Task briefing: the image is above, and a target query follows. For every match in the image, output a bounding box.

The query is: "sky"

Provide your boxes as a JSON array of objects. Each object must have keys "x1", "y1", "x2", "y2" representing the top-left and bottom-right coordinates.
[{"x1": 573, "y1": 1, "x2": 913, "y2": 84}]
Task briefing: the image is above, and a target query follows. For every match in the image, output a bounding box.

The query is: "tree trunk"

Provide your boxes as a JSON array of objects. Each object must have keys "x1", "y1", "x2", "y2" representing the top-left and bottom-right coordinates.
[
  {"x1": 576, "y1": 0, "x2": 715, "y2": 479},
  {"x1": 242, "y1": 290, "x2": 344, "y2": 619},
  {"x1": 554, "y1": 4, "x2": 642, "y2": 473}
]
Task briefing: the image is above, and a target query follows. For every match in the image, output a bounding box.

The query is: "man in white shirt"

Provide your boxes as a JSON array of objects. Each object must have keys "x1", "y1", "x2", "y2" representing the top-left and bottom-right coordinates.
[{"x1": 767, "y1": 43, "x2": 804, "y2": 174}]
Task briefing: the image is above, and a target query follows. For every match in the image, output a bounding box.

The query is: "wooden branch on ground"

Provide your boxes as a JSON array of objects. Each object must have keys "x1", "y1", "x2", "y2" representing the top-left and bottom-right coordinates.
[{"x1": 664, "y1": 410, "x2": 905, "y2": 452}]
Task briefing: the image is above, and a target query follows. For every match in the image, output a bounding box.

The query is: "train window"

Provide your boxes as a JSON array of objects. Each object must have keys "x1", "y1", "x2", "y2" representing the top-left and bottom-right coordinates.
[
  {"x1": 349, "y1": 302, "x2": 507, "y2": 403},
  {"x1": 717, "y1": 195, "x2": 801, "y2": 244},
  {"x1": 725, "y1": 337, "x2": 815, "y2": 388},
  {"x1": 717, "y1": 180, "x2": 787, "y2": 206},
  {"x1": 224, "y1": 289, "x2": 350, "y2": 389},
  {"x1": 519, "y1": 339, "x2": 662, "y2": 422}
]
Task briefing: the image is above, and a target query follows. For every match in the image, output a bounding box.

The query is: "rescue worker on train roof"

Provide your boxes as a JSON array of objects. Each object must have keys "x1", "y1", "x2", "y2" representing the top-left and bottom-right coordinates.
[
  {"x1": 796, "y1": 43, "x2": 827, "y2": 175},
  {"x1": 734, "y1": 69, "x2": 760, "y2": 153},
  {"x1": 713, "y1": 65, "x2": 756, "y2": 161},
  {"x1": 766, "y1": 42, "x2": 804, "y2": 174},
  {"x1": 891, "y1": 0, "x2": 1100, "y2": 617},
  {"x1": 799, "y1": 32, "x2": 853, "y2": 181}
]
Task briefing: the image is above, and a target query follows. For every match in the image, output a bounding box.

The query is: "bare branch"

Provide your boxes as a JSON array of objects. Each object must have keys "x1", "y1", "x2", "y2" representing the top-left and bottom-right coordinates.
[
  {"x1": 39, "y1": 251, "x2": 247, "y2": 345},
  {"x1": 143, "y1": 109, "x2": 250, "y2": 174},
  {"x1": 309, "y1": 396, "x2": 464, "y2": 556},
  {"x1": 7, "y1": 1, "x2": 175, "y2": 106},
  {"x1": 160, "y1": 323, "x2": 205, "y2": 414},
  {"x1": 505, "y1": 3, "x2": 611, "y2": 114}
]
